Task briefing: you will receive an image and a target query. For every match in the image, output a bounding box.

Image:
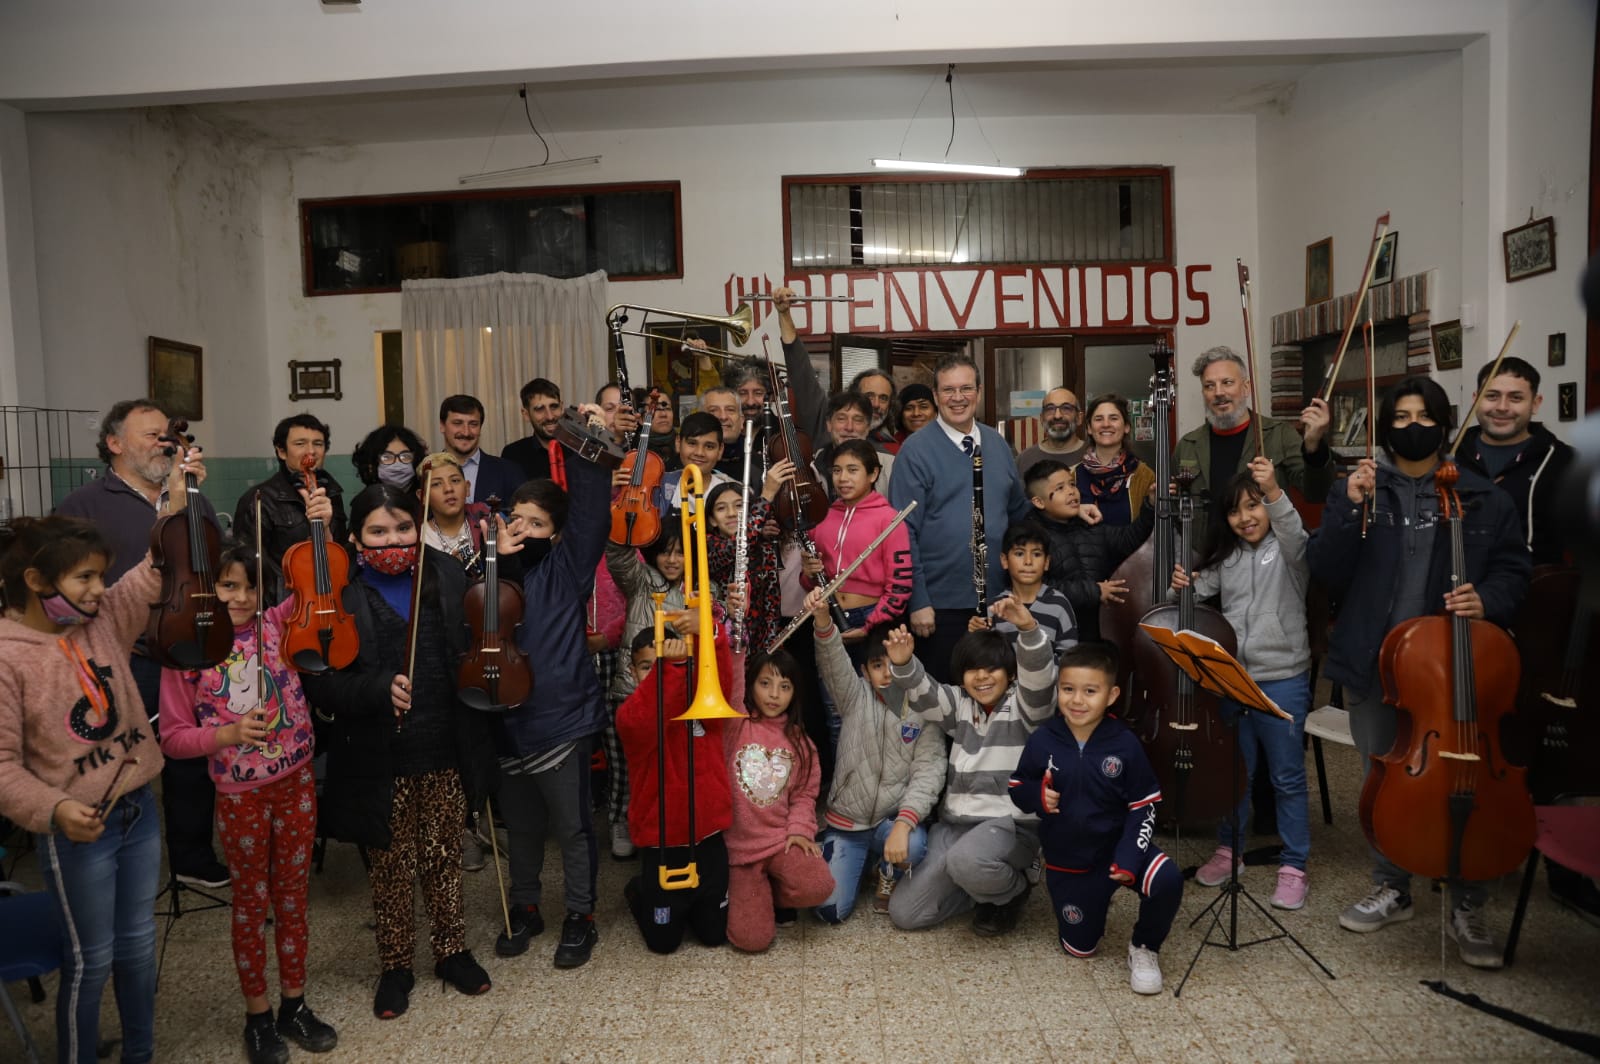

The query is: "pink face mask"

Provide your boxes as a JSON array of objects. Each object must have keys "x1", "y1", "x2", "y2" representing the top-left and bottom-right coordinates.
[
  {"x1": 39, "y1": 590, "x2": 95, "y2": 626},
  {"x1": 358, "y1": 544, "x2": 419, "y2": 576}
]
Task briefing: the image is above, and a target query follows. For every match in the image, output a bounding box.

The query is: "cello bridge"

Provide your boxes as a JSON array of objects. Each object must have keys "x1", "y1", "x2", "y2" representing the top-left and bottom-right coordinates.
[
  {"x1": 1437, "y1": 751, "x2": 1482, "y2": 763},
  {"x1": 1539, "y1": 692, "x2": 1578, "y2": 709},
  {"x1": 1167, "y1": 722, "x2": 1199, "y2": 732}
]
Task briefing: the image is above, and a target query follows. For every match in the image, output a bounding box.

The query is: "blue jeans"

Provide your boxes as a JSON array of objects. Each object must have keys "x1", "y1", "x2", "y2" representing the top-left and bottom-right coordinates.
[
  {"x1": 37, "y1": 784, "x2": 162, "y2": 1064},
  {"x1": 1218, "y1": 672, "x2": 1311, "y2": 871},
  {"x1": 816, "y1": 818, "x2": 928, "y2": 924}
]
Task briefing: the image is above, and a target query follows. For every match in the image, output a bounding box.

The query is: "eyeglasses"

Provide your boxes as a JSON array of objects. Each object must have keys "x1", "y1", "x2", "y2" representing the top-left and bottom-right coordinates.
[
  {"x1": 378, "y1": 452, "x2": 415, "y2": 465},
  {"x1": 1041, "y1": 403, "x2": 1079, "y2": 416},
  {"x1": 937, "y1": 385, "x2": 979, "y2": 400}
]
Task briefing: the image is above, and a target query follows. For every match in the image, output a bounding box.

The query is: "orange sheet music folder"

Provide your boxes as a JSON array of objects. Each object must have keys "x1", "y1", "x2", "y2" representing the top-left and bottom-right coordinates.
[{"x1": 1135, "y1": 624, "x2": 1291, "y2": 720}]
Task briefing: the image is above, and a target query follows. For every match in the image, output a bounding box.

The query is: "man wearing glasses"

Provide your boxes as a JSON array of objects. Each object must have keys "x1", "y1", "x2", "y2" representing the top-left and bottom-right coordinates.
[{"x1": 1017, "y1": 388, "x2": 1086, "y2": 477}]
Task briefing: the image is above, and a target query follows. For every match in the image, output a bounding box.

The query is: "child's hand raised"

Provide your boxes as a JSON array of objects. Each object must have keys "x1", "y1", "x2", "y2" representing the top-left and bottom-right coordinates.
[
  {"x1": 1248, "y1": 455, "x2": 1281, "y2": 501},
  {"x1": 485, "y1": 514, "x2": 525, "y2": 554},
  {"x1": 885, "y1": 625, "x2": 914, "y2": 666},
  {"x1": 804, "y1": 588, "x2": 832, "y2": 627},
  {"x1": 1079, "y1": 502, "x2": 1104, "y2": 526},
  {"x1": 989, "y1": 595, "x2": 1037, "y2": 632},
  {"x1": 660, "y1": 638, "x2": 689, "y2": 661},
  {"x1": 1170, "y1": 563, "x2": 1190, "y2": 592},
  {"x1": 762, "y1": 458, "x2": 796, "y2": 500},
  {"x1": 784, "y1": 834, "x2": 822, "y2": 857}
]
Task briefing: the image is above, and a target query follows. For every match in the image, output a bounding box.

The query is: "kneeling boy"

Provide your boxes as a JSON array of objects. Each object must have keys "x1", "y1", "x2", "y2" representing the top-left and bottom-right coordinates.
[{"x1": 1008, "y1": 643, "x2": 1182, "y2": 994}]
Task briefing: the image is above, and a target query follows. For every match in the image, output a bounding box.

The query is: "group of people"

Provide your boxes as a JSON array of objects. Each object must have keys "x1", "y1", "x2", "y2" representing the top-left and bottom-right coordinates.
[{"x1": 0, "y1": 281, "x2": 1585, "y2": 1063}]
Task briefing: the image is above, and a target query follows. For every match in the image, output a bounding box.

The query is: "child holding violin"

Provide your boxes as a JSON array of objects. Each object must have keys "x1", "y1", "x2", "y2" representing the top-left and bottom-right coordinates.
[
  {"x1": 0, "y1": 444, "x2": 202, "y2": 1064},
  {"x1": 1307, "y1": 377, "x2": 1530, "y2": 968},
  {"x1": 299, "y1": 483, "x2": 497, "y2": 1020},
  {"x1": 1171, "y1": 456, "x2": 1313, "y2": 911},
  {"x1": 418, "y1": 451, "x2": 490, "y2": 578},
  {"x1": 158, "y1": 495, "x2": 337, "y2": 1063}
]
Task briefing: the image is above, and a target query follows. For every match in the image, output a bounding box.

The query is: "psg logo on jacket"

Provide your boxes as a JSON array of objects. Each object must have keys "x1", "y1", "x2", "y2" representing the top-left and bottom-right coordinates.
[
  {"x1": 1061, "y1": 903, "x2": 1084, "y2": 925},
  {"x1": 1100, "y1": 756, "x2": 1123, "y2": 779},
  {"x1": 899, "y1": 720, "x2": 922, "y2": 743}
]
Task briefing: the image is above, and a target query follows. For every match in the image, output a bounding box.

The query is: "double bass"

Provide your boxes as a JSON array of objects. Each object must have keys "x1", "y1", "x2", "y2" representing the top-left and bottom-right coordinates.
[
  {"x1": 1361, "y1": 457, "x2": 1534, "y2": 882},
  {"x1": 146, "y1": 419, "x2": 233, "y2": 669},
  {"x1": 459, "y1": 496, "x2": 533, "y2": 711},
  {"x1": 281, "y1": 453, "x2": 359, "y2": 672}
]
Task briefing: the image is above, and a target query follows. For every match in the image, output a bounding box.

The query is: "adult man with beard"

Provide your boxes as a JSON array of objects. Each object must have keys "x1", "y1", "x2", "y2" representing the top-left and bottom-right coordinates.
[
  {"x1": 439, "y1": 394, "x2": 522, "y2": 505},
  {"x1": 502, "y1": 377, "x2": 564, "y2": 482},
  {"x1": 57, "y1": 398, "x2": 230, "y2": 888},
  {"x1": 1017, "y1": 387, "x2": 1087, "y2": 476},
  {"x1": 1173, "y1": 347, "x2": 1334, "y2": 520},
  {"x1": 849, "y1": 368, "x2": 901, "y2": 454},
  {"x1": 1458, "y1": 356, "x2": 1574, "y2": 566}
]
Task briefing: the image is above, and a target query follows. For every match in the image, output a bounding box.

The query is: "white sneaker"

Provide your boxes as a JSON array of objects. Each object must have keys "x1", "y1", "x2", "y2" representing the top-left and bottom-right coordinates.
[
  {"x1": 1128, "y1": 943, "x2": 1163, "y2": 995},
  {"x1": 1448, "y1": 903, "x2": 1504, "y2": 970},
  {"x1": 610, "y1": 820, "x2": 636, "y2": 860},
  {"x1": 1338, "y1": 884, "x2": 1414, "y2": 933}
]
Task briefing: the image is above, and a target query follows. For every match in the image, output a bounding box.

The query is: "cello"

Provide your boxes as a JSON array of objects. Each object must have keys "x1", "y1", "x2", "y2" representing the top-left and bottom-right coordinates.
[
  {"x1": 281, "y1": 453, "x2": 359, "y2": 672},
  {"x1": 146, "y1": 419, "x2": 233, "y2": 669},
  {"x1": 458, "y1": 496, "x2": 533, "y2": 711},
  {"x1": 1511, "y1": 565, "x2": 1600, "y2": 801},
  {"x1": 609, "y1": 392, "x2": 665, "y2": 548},
  {"x1": 1125, "y1": 467, "x2": 1241, "y2": 829}
]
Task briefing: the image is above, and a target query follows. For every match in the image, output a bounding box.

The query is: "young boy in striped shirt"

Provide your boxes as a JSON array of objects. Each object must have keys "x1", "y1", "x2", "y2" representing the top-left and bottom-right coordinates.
[
  {"x1": 974, "y1": 521, "x2": 1078, "y2": 660},
  {"x1": 1008, "y1": 643, "x2": 1183, "y2": 995}
]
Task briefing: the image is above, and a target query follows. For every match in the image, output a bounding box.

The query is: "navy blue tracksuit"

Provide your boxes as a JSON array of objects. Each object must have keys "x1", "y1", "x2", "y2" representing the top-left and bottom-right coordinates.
[{"x1": 1010, "y1": 715, "x2": 1182, "y2": 955}]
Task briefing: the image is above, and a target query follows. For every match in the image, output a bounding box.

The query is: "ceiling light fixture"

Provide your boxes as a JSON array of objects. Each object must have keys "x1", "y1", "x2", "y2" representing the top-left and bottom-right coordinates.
[
  {"x1": 458, "y1": 85, "x2": 601, "y2": 186},
  {"x1": 874, "y1": 64, "x2": 1024, "y2": 178}
]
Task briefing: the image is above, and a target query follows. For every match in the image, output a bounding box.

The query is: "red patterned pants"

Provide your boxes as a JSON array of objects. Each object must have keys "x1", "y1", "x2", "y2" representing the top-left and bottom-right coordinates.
[{"x1": 214, "y1": 764, "x2": 318, "y2": 999}]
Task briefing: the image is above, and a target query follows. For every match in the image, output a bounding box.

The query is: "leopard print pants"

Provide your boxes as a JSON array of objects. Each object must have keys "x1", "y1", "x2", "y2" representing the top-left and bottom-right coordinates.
[{"x1": 368, "y1": 768, "x2": 467, "y2": 970}]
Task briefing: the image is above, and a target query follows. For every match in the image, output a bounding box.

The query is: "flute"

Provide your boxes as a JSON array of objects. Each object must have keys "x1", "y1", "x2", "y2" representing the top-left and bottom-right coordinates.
[
  {"x1": 730, "y1": 420, "x2": 754, "y2": 653},
  {"x1": 767, "y1": 502, "x2": 917, "y2": 653}
]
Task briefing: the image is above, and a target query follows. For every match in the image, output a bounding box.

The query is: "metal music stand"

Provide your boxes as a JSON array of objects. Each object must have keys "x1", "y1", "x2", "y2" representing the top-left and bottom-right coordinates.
[
  {"x1": 155, "y1": 871, "x2": 231, "y2": 980},
  {"x1": 1138, "y1": 625, "x2": 1335, "y2": 996}
]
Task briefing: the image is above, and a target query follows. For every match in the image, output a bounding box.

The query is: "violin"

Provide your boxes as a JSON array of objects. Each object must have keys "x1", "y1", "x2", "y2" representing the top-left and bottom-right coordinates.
[
  {"x1": 1361, "y1": 458, "x2": 1534, "y2": 882},
  {"x1": 281, "y1": 453, "x2": 359, "y2": 673},
  {"x1": 459, "y1": 495, "x2": 533, "y2": 711},
  {"x1": 1511, "y1": 565, "x2": 1600, "y2": 801},
  {"x1": 1124, "y1": 467, "x2": 1241, "y2": 829},
  {"x1": 763, "y1": 355, "x2": 829, "y2": 532},
  {"x1": 146, "y1": 419, "x2": 233, "y2": 669},
  {"x1": 610, "y1": 393, "x2": 665, "y2": 548}
]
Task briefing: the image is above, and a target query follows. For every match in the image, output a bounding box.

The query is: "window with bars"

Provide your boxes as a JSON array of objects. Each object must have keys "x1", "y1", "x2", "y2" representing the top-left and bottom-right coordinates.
[
  {"x1": 300, "y1": 182, "x2": 681, "y2": 295},
  {"x1": 785, "y1": 169, "x2": 1171, "y2": 269}
]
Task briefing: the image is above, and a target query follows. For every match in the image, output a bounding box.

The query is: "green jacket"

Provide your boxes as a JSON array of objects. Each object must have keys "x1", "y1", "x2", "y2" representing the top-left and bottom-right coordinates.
[{"x1": 1172, "y1": 413, "x2": 1333, "y2": 505}]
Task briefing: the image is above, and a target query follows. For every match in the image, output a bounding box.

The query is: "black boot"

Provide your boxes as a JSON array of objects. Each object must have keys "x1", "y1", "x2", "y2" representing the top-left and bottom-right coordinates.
[
  {"x1": 435, "y1": 950, "x2": 491, "y2": 995},
  {"x1": 372, "y1": 968, "x2": 414, "y2": 1020},
  {"x1": 277, "y1": 996, "x2": 338, "y2": 1053},
  {"x1": 553, "y1": 911, "x2": 598, "y2": 969},
  {"x1": 243, "y1": 1010, "x2": 288, "y2": 1064},
  {"x1": 495, "y1": 903, "x2": 545, "y2": 957}
]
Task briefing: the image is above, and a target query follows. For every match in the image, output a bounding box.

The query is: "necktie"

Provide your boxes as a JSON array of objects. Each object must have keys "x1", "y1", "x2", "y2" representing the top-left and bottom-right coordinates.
[{"x1": 961, "y1": 435, "x2": 975, "y2": 457}]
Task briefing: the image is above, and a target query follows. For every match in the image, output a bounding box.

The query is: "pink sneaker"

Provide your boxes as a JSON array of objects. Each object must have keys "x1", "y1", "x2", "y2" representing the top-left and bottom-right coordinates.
[
  {"x1": 1195, "y1": 846, "x2": 1236, "y2": 887},
  {"x1": 1272, "y1": 866, "x2": 1308, "y2": 910}
]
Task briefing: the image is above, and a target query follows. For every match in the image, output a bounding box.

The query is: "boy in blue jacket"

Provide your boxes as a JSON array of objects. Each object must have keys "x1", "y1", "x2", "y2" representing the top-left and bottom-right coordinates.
[{"x1": 1008, "y1": 642, "x2": 1182, "y2": 995}]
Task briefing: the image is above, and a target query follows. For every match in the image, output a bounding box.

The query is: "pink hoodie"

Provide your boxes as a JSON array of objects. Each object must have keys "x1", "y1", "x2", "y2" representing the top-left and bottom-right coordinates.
[
  {"x1": 158, "y1": 598, "x2": 316, "y2": 794},
  {"x1": 723, "y1": 713, "x2": 821, "y2": 865},
  {"x1": 807, "y1": 490, "x2": 912, "y2": 629},
  {"x1": 0, "y1": 560, "x2": 165, "y2": 833}
]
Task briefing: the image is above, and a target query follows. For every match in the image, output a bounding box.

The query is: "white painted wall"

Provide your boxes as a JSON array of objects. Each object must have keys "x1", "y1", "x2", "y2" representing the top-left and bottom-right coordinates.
[
  {"x1": 260, "y1": 112, "x2": 1256, "y2": 453},
  {"x1": 1501, "y1": 0, "x2": 1594, "y2": 420},
  {"x1": 26, "y1": 108, "x2": 275, "y2": 455},
  {"x1": 0, "y1": 103, "x2": 46, "y2": 407},
  {"x1": 1255, "y1": 49, "x2": 1466, "y2": 387}
]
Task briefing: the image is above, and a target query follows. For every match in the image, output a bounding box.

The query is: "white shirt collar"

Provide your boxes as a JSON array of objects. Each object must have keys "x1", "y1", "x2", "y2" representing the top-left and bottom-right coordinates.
[{"x1": 938, "y1": 417, "x2": 979, "y2": 450}]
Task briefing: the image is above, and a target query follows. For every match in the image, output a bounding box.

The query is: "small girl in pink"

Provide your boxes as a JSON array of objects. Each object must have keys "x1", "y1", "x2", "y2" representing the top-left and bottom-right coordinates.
[
  {"x1": 159, "y1": 527, "x2": 337, "y2": 1060},
  {"x1": 724, "y1": 649, "x2": 834, "y2": 952}
]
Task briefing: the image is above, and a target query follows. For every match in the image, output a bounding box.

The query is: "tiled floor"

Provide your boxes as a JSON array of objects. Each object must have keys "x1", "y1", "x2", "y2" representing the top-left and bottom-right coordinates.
[{"x1": 3, "y1": 747, "x2": 1598, "y2": 1062}]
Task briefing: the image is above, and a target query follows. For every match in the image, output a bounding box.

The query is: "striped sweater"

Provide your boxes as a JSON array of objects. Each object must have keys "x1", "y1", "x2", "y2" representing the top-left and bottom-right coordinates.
[{"x1": 889, "y1": 626, "x2": 1057, "y2": 824}]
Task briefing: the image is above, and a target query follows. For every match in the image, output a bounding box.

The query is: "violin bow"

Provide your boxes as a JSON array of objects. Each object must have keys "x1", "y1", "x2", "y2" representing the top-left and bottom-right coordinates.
[
  {"x1": 1318, "y1": 212, "x2": 1392, "y2": 403},
  {"x1": 1448, "y1": 321, "x2": 1524, "y2": 458},
  {"x1": 1360, "y1": 301, "x2": 1376, "y2": 537},
  {"x1": 254, "y1": 490, "x2": 267, "y2": 727},
  {"x1": 400, "y1": 463, "x2": 436, "y2": 731},
  {"x1": 1235, "y1": 259, "x2": 1266, "y2": 458}
]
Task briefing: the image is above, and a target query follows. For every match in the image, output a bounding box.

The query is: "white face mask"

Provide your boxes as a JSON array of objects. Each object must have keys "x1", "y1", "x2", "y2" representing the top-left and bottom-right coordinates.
[{"x1": 377, "y1": 462, "x2": 415, "y2": 488}]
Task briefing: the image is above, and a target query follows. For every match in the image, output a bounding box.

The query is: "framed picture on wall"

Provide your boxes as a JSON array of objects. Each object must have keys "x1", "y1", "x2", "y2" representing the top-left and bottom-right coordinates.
[
  {"x1": 1305, "y1": 237, "x2": 1333, "y2": 304},
  {"x1": 1371, "y1": 232, "x2": 1398, "y2": 286},
  {"x1": 1431, "y1": 319, "x2": 1463, "y2": 371},
  {"x1": 148, "y1": 336, "x2": 203, "y2": 421},
  {"x1": 1503, "y1": 216, "x2": 1557, "y2": 282},
  {"x1": 1549, "y1": 332, "x2": 1567, "y2": 367}
]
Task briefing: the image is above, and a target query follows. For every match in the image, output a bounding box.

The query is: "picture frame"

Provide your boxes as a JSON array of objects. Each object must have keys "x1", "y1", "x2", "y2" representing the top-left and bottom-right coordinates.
[
  {"x1": 1371, "y1": 232, "x2": 1398, "y2": 286},
  {"x1": 1548, "y1": 331, "x2": 1566, "y2": 367},
  {"x1": 147, "y1": 336, "x2": 203, "y2": 421},
  {"x1": 1558, "y1": 382, "x2": 1578, "y2": 422},
  {"x1": 1431, "y1": 319, "x2": 1463, "y2": 371},
  {"x1": 1503, "y1": 216, "x2": 1557, "y2": 282},
  {"x1": 1305, "y1": 237, "x2": 1333, "y2": 305},
  {"x1": 288, "y1": 359, "x2": 342, "y2": 402}
]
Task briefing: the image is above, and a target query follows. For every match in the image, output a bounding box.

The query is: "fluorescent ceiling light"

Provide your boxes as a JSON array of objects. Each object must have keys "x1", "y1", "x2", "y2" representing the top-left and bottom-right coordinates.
[
  {"x1": 872, "y1": 158, "x2": 1025, "y2": 178},
  {"x1": 458, "y1": 155, "x2": 602, "y2": 185}
]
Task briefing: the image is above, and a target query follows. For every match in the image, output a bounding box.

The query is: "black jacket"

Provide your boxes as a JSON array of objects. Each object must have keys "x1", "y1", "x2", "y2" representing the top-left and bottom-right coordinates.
[
  {"x1": 1457, "y1": 423, "x2": 1575, "y2": 566},
  {"x1": 1308, "y1": 460, "x2": 1531, "y2": 699},
  {"x1": 300, "y1": 549, "x2": 498, "y2": 848},
  {"x1": 469, "y1": 452, "x2": 524, "y2": 507},
  {"x1": 233, "y1": 465, "x2": 349, "y2": 606},
  {"x1": 1039, "y1": 505, "x2": 1156, "y2": 643},
  {"x1": 501, "y1": 434, "x2": 554, "y2": 483}
]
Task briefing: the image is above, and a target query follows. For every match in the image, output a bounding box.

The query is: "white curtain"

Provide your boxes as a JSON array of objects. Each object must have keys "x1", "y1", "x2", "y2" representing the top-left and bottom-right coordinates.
[{"x1": 401, "y1": 271, "x2": 610, "y2": 454}]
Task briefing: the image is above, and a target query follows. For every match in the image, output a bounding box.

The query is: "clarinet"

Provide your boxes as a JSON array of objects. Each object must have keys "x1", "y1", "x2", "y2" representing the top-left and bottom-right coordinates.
[
  {"x1": 607, "y1": 313, "x2": 636, "y2": 450},
  {"x1": 730, "y1": 420, "x2": 754, "y2": 653},
  {"x1": 971, "y1": 440, "x2": 987, "y2": 617}
]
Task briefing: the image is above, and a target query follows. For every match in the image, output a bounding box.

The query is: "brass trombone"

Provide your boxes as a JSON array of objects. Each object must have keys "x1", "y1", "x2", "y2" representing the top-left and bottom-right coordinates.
[
  {"x1": 607, "y1": 302, "x2": 755, "y2": 358},
  {"x1": 741, "y1": 294, "x2": 854, "y2": 303},
  {"x1": 655, "y1": 464, "x2": 743, "y2": 893}
]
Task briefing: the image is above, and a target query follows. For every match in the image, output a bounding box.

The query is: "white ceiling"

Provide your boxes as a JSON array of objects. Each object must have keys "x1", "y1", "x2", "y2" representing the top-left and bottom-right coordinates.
[{"x1": 183, "y1": 57, "x2": 1368, "y2": 150}]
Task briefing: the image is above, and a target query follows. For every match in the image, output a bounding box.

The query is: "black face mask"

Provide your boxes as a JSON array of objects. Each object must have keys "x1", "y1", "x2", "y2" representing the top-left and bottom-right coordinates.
[
  {"x1": 1388, "y1": 422, "x2": 1444, "y2": 462},
  {"x1": 518, "y1": 536, "x2": 554, "y2": 570}
]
